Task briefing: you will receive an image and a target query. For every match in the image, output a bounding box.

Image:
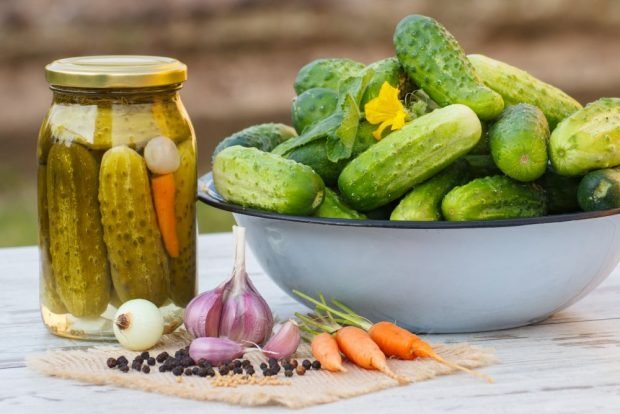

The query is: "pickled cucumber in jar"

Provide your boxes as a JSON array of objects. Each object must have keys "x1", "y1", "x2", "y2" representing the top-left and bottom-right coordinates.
[{"x1": 38, "y1": 56, "x2": 197, "y2": 340}]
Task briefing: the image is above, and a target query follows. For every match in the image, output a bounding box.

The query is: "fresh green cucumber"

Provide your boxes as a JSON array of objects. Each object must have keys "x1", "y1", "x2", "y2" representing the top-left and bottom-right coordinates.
[
  {"x1": 577, "y1": 168, "x2": 620, "y2": 211},
  {"x1": 294, "y1": 58, "x2": 365, "y2": 95},
  {"x1": 338, "y1": 104, "x2": 482, "y2": 211},
  {"x1": 213, "y1": 146, "x2": 325, "y2": 215},
  {"x1": 468, "y1": 54, "x2": 582, "y2": 128},
  {"x1": 391, "y1": 159, "x2": 469, "y2": 221},
  {"x1": 442, "y1": 175, "x2": 547, "y2": 221},
  {"x1": 314, "y1": 188, "x2": 366, "y2": 219},
  {"x1": 212, "y1": 123, "x2": 297, "y2": 161},
  {"x1": 489, "y1": 104, "x2": 549, "y2": 182},
  {"x1": 550, "y1": 98, "x2": 620, "y2": 176},
  {"x1": 277, "y1": 121, "x2": 376, "y2": 186},
  {"x1": 394, "y1": 15, "x2": 504, "y2": 120},
  {"x1": 292, "y1": 88, "x2": 339, "y2": 134},
  {"x1": 462, "y1": 155, "x2": 501, "y2": 179},
  {"x1": 540, "y1": 169, "x2": 581, "y2": 214}
]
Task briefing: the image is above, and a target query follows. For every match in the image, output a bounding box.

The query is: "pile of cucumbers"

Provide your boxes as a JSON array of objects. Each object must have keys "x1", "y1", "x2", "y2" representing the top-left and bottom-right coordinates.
[{"x1": 212, "y1": 14, "x2": 620, "y2": 222}]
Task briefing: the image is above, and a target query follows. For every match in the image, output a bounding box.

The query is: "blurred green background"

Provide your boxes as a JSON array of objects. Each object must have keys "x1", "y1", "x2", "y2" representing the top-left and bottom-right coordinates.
[{"x1": 1, "y1": 0, "x2": 619, "y2": 246}]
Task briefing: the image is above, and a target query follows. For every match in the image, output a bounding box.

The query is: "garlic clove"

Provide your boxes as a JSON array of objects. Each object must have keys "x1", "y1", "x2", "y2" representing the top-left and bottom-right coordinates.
[
  {"x1": 262, "y1": 320, "x2": 301, "y2": 360},
  {"x1": 144, "y1": 136, "x2": 180, "y2": 175},
  {"x1": 183, "y1": 283, "x2": 225, "y2": 338},
  {"x1": 188, "y1": 337, "x2": 247, "y2": 365}
]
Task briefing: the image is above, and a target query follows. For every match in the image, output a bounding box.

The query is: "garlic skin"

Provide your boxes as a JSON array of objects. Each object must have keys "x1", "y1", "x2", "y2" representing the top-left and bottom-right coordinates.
[
  {"x1": 113, "y1": 299, "x2": 164, "y2": 351},
  {"x1": 183, "y1": 282, "x2": 225, "y2": 338},
  {"x1": 262, "y1": 320, "x2": 301, "y2": 360},
  {"x1": 189, "y1": 337, "x2": 246, "y2": 365},
  {"x1": 218, "y1": 226, "x2": 274, "y2": 344},
  {"x1": 144, "y1": 136, "x2": 180, "y2": 174}
]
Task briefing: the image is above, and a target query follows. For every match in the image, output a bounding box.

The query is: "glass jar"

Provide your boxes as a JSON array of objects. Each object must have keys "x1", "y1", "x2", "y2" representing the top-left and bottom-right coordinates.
[{"x1": 38, "y1": 56, "x2": 197, "y2": 340}]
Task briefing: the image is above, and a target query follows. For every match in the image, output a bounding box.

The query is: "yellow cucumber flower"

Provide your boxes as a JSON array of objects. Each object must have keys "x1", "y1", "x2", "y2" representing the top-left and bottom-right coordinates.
[{"x1": 364, "y1": 81, "x2": 406, "y2": 140}]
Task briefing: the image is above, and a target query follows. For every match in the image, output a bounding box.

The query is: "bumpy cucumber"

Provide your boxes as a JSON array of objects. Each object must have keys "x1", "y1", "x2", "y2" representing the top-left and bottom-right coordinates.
[
  {"x1": 314, "y1": 188, "x2": 367, "y2": 220},
  {"x1": 292, "y1": 88, "x2": 339, "y2": 134},
  {"x1": 394, "y1": 15, "x2": 504, "y2": 120},
  {"x1": 468, "y1": 54, "x2": 582, "y2": 128},
  {"x1": 442, "y1": 175, "x2": 547, "y2": 221},
  {"x1": 360, "y1": 57, "x2": 404, "y2": 108},
  {"x1": 99, "y1": 146, "x2": 169, "y2": 306},
  {"x1": 47, "y1": 143, "x2": 111, "y2": 317},
  {"x1": 213, "y1": 123, "x2": 297, "y2": 161},
  {"x1": 169, "y1": 140, "x2": 197, "y2": 307},
  {"x1": 339, "y1": 104, "x2": 482, "y2": 211},
  {"x1": 391, "y1": 160, "x2": 469, "y2": 221},
  {"x1": 541, "y1": 169, "x2": 581, "y2": 214},
  {"x1": 278, "y1": 121, "x2": 377, "y2": 186},
  {"x1": 550, "y1": 98, "x2": 620, "y2": 176},
  {"x1": 38, "y1": 165, "x2": 67, "y2": 314},
  {"x1": 489, "y1": 104, "x2": 549, "y2": 182},
  {"x1": 577, "y1": 168, "x2": 620, "y2": 211},
  {"x1": 294, "y1": 58, "x2": 365, "y2": 95},
  {"x1": 463, "y1": 155, "x2": 501, "y2": 179},
  {"x1": 213, "y1": 146, "x2": 325, "y2": 215}
]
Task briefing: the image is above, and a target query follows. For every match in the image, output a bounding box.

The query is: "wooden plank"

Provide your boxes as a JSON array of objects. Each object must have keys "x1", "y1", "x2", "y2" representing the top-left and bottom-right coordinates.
[{"x1": 2, "y1": 233, "x2": 620, "y2": 412}]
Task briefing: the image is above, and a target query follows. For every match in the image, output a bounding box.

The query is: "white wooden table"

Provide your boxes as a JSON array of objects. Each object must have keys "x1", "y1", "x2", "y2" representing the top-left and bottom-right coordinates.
[{"x1": 2, "y1": 233, "x2": 620, "y2": 413}]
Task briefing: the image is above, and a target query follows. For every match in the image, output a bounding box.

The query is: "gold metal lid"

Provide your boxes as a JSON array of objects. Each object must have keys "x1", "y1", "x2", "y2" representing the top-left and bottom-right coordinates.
[{"x1": 45, "y1": 55, "x2": 187, "y2": 88}]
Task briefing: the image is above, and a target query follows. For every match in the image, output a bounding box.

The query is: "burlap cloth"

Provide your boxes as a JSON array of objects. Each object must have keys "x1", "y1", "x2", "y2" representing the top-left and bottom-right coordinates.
[{"x1": 28, "y1": 332, "x2": 497, "y2": 408}]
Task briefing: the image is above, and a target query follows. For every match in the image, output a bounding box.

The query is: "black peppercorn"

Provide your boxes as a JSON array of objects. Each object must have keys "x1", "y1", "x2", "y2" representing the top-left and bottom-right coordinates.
[
  {"x1": 142, "y1": 365, "x2": 150, "y2": 374},
  {"x1": 219, "y1": 367, "x2": 229, "y2": 375},
  {"x1": 147, "y1": 357, "x2": 156, "y2": 366},
  {"x1": 156, "y1": 351, "x2": 169, "y2": 363},
  {"x1": 268, "y1": 358, "x2": 278, "y2": 367},
  {"x1": 192, "y1": 366, "x2": 200, "y2": 375},
  {"x1": 246, "y1": 368, "x2": 255, "y2": 376},
  {"x1": 312, "y1": 360, "x2": 321, "y2": 370},
  {"x1": 133, "y1": 356, "x2": 143, "y2": 364},
  {"x1": 106, "y1": 358, "x2": 117, "y2": 369},
  {"x1": 119, "y1": 365, "x2": 129, "y2": 373},
  {"x1": 302, "y1": 359, "x2": 312, "y2": 369},
  {"x1": 132, "y1": 361, "x2": 142, "y2": 371},
  {"x1": 184, "y1": 368, "x2": 193, "y2": 376},
  {"x1": 233, "y1": 360, "x2": 242, "y2": 368},
  {"x1": 140, "y1": 351, "x2": 150, "y2": 360},
  {"x1": 172, "y1": 366, "x2": 183, "y2": 376},
  {"x1": 259, "y1": 362, "x2": 267, "y2": 370},
  {"x1": 158, "y1": 365, "x2": 167, "y2": 373},
  {"x1": 117, "y1": 356, "x2": 128, "y2": 365},
  {"x1": 233, "y1": 367, "x2": 243, "y2": 375},
  {"x1": 284, "y1": 369, "x2": 293, "y2": 377},
  {"x1": 282, "y1": 363, "x2": 292, "y2": 371},
  {"x1": 242, "y1": 359, "x2": 251, "y2": 368}
]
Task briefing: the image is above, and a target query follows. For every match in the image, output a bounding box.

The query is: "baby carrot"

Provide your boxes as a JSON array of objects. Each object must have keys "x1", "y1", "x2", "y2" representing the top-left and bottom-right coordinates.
[
  {"x1": 311, "y1": 332, "x2": 347, "y2": 373},
  {"x1": 369, "y1": 321, "x2": 493, "y2": 383},
  {"x1": 335, "y1": 326, "x2": 409, "y2": 384},
  {"x1": 151, "y1": 173, "x2": 179, "y2": 257}
]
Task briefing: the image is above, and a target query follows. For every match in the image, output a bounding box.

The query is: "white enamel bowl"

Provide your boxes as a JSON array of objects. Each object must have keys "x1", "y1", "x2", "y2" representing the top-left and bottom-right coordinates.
[{"x1": 199, "y1": 173, "x2": 620, "y2": 333}]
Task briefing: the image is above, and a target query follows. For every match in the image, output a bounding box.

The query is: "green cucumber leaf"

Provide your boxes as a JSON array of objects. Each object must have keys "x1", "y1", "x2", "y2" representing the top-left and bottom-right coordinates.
[
  {"x1": 326, "y1": 94, "x2": 360, "y2": 162},
  {"x1": 338, "y1": 68, "x2": 375, "y2": 108},
  {"x1": 271, "y1": 111, "x2": 343, "y2": 156}
]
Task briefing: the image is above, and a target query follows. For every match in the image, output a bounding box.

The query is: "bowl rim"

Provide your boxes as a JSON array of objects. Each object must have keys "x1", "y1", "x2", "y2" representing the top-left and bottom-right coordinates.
[{"x1": 198, "y1": 172, "x2": 620, "y2": 229}]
